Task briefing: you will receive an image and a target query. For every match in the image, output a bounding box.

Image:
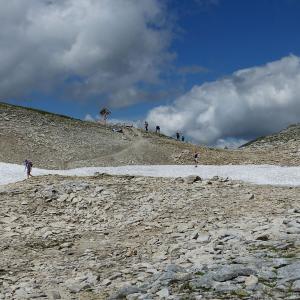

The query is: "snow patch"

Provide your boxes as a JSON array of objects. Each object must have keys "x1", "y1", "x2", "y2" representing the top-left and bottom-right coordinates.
[{"x1": 1, "y1": 163, "x2": 300, "y2": 187}]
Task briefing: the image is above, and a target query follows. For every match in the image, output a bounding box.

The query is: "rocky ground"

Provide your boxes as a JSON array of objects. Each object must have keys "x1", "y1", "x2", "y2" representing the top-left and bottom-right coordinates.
[
  {"x1": 1, "y1": 102, "x2": 300, "y2": 168},
  {"x1": 1, "y1": 174, "x2": 299, "y2": 299}
]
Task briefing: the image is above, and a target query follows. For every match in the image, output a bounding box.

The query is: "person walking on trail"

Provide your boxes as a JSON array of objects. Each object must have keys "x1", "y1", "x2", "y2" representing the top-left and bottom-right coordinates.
[
  {"x1": 176, "y1": 132, "x2": 180, "y2": 140},
  {"x1": 155, "y1": 125, "x2": 160, "y2": 133},
  {"x1": 181, "y1": 135, "x2": 185, "y2": 142},
  {"x1": 194, "y1": 151, "x2": 199, "y2": 168},
  {"x1": 144, "y1": 121, "x2": 149, "y2": 131},
  {"x1": 24, "y1": 159, "x2": 33, "y2": 179}
]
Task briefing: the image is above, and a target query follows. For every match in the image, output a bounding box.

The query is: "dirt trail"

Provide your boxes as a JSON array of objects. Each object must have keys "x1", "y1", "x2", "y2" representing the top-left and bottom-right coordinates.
[
  {"x1": 105, "y1": 127, "x2": 151, "y2": 163},
  {"x1": 65, "y1": 127, "x2": 153, "y2": 167}
]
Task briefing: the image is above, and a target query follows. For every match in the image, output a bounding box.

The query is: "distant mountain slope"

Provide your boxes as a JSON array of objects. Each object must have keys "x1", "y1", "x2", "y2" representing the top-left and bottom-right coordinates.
[
  {"x1": 0, "y1": 102, "x2": 198, "y2": 169},
  {"x1": 1, "y1": 102, "x2": 300, "y2": 168},
  {"x1": 240, "y1": 124, "x2": 300, "y2": 150}
]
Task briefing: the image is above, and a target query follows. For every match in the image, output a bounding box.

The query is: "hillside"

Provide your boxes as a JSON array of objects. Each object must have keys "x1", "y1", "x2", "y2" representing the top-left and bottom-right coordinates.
[
  {"x1": 0, "y1": 102, "x2": 197, "y2": 169},
  {"x1": 1, "y1": 102, "x2": 300, "y2": 167},
  {"x1": 241, "y1": 124, "x2": 300, "y2": 150}
]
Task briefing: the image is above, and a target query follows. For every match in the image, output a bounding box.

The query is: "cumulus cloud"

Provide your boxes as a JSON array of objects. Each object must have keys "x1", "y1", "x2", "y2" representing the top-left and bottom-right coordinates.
[
  {"x1": 83, "y1": 113, "x2": 141, "y2": 128},
  {"x1": 0, "y1": 0, "x2": 172, "y2": 106},
  {"x1": 147, "y1": 55, "x2": 300, "y2": 147},
  {"x1": 84, "y1": 114, "x2": 96, "y2": 122},
  {"x1": 108, "y1": 118, "x2": 142, "y2": 128}
]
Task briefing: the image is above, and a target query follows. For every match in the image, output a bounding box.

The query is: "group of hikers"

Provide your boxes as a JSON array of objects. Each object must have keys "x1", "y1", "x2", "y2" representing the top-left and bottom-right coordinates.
[
  {"x1": 144, "y1": 121, "x2": 185, "y2": 141},
  {"x1": 144, "y1": 121, "x2": 199, "y2": 167},
  {"x1": 23, "y1": 123, "x2": 199, "y2": 179},
  {"x1": 176, "y1": 132, "x2": 185, "y2": 142},
  {"x1": 144, "y1": 121, "x2": 161, "y2": 134}
]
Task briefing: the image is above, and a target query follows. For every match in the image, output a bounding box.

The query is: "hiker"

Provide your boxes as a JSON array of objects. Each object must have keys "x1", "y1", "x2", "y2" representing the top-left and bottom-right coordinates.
[
  {"x1": 181, "y1": 135, "x2": 185, "y2": 142},
  {"x1": 24, "y1": 159, "x2": 33, "y2": 178},
  {"x1": 155, "y1": 125, "x2": 160, "y2": 133},
  {"x1": 194, "y1": 151, "x2": 199, "y2": 168},
  {"x1": 144, "y1": 121, "x2": 149, "y2": 131},
  {"x1": 176, "y1": 132, "x2": 180, "y2": 140}
]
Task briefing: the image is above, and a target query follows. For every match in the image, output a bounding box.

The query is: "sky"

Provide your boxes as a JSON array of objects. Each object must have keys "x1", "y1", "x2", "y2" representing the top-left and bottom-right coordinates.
[{"x1": 1, "y1": 0, "x2": 300, "y2": 147}]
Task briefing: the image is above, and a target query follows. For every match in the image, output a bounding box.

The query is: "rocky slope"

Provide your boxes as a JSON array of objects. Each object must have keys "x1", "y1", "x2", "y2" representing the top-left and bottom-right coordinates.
[
  {"x1": 0, "y1": 102, "x2": 194, "y2": 169},
  {"x1": 238, "y1": 124, "x2": 300, "y2": 166},
  {"x1": 241, "y1": 124, "x2": 300, "y2": 150},
  {"x1": 1, "y1": 102, "x2": 300, "y2": 167},
  {"x1": 0, "y1": 174, "x2": 299, "y2": 299}
]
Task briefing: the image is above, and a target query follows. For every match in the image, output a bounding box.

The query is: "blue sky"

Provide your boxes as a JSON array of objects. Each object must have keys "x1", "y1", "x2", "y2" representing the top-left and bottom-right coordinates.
[
  {"x1": 170, "y1": 0, "x2": 300, "y2": 89},
  {"x1": 2, "y1": 0, "x2": 300, "y2": 145}
]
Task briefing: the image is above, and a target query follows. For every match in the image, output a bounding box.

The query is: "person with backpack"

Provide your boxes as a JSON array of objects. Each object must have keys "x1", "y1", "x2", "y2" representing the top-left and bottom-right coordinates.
[
  {"x1": 144, "y1": 121, "x2": 149, "y2": 131},
  {"x1": 24, "y1": 159, "x2": 33, "y2": 178},
  {"x1": 155, "y1": 125, "x2": 160, "y2": 133},
  {"x1": 194, "y1": 151, "x2": 199, "y2": 168}
]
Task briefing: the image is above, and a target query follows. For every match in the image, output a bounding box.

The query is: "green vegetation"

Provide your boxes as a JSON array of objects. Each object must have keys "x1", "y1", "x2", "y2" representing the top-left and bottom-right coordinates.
[
  {"x1": 231, "y1": 289, "x2": 249, "y2": 298},
  {"x1": 195, "y1": 271, "x2": 205, "y2": 276},
  {"x1": 250, "y1": 242, "x2": 298, "y2": 262},
  {"x1": 258, "y1": 278, "x2": 277, "y2": 288}
]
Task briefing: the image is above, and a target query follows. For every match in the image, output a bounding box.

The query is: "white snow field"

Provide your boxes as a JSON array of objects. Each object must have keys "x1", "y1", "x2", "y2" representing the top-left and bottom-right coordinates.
[{"x1": 0, "y1": 162, "x2": 300, "y2": 186}]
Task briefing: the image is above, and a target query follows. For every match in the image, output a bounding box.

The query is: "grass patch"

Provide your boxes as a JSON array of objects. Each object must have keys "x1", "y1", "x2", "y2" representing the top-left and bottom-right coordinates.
[
  {"x1": 179, "y1": 282, "x2": 193, "y2": 292},
  {"x1": 195, "y1": 271, "x2": 205, "y2": 276},
  {"x1": 258, "y1": 278, "x2": 277, "y2": 288},
  {"x1": 282, "y1": 251, "x2": 297, "y2": 258},
  {"x1": 231, "y1": 289, "x2": 249, "y2": 298}
]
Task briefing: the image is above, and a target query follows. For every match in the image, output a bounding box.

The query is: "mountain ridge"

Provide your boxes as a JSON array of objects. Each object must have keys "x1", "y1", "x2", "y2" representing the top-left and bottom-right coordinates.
[
  {"x1": 240, "y1": 123, "x2": 300, "y2": 150},
  {"x1": 1, "y1": 102, "x2": 300, "y2": 167}
]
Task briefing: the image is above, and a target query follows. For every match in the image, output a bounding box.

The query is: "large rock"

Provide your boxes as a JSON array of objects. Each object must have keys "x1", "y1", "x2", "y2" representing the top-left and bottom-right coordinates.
[
  {"x1": 212, "y1": 265, "x2": 257, "y2": 282},
  {"x1": 109, "y1": 285, "x2": 142, "y2": 299},
  {"x1": 185, "y1": 175, "x2": 202, "y2": 184},
  {"x1": 189, "y1": 274, "x2": 215, "y2": 290},
  {"x1": 291, "y1": 280, "x2": 300, "y2": 292},
  {"x1": 277, "y1": 263, "x2": 300, "y2": 282}
]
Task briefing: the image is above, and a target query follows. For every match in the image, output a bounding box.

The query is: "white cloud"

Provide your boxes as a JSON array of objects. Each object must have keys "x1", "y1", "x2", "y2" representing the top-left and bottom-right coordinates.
[
  {"x1": 214, "y1": 138, "x2": 249, "y2": 149},
  {"x1": 108, "y1": 118, "x2": 142, "y2": 128},
  {"x1": 84, "y1": 114, "x2": 96, "y2": 122},
  {"x1": 0, "y1": 0, "x2": 172, "y2": 105},
  {"x1": 83, "y1": 114, "x2": 142, "y2": 128},
  {"x1": 147, "y1": 55, "x2": 300, "y2": 147}
]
